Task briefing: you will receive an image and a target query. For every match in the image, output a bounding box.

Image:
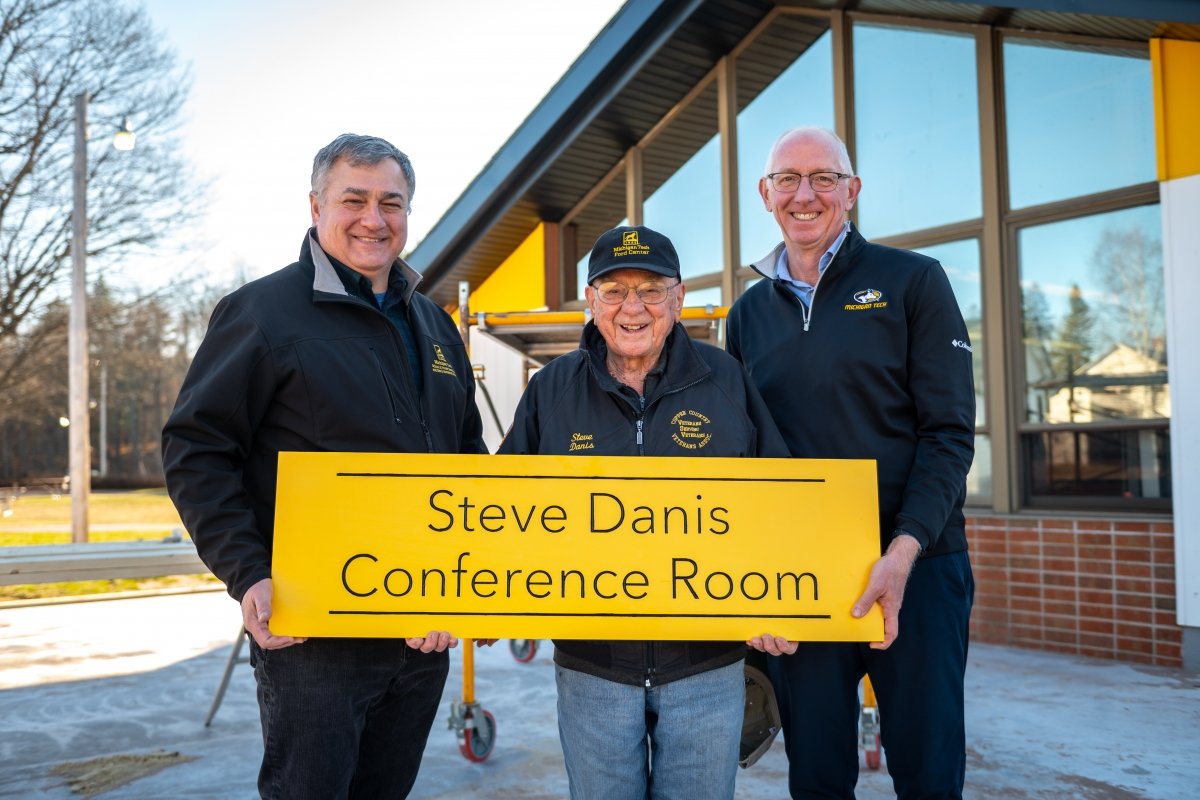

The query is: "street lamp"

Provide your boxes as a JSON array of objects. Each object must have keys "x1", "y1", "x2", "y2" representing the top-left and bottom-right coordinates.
[{"x1": 69, "y1": 92, "x2": 135, "y2": 543}]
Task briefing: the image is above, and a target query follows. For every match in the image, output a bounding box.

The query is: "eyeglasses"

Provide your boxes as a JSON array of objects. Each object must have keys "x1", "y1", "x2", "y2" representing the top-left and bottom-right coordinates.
[
  {"x1": 765, "y1": 171, "x2": 850, "y2": 193},
  {"x1": 592, "y1": 280, "x2": 679, "y2": 305}
]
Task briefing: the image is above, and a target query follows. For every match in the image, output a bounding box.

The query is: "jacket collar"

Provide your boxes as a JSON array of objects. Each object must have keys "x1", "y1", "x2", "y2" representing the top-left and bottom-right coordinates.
[
  {"x1": 749, "y1": 222, "x2": 865, "y2": 284},
  {"x1": 579, "y1": 319, "x2": 710, "y2": 399},
  {"x1": 302, "y1": 227, "x2": 422, "y2": 305}
]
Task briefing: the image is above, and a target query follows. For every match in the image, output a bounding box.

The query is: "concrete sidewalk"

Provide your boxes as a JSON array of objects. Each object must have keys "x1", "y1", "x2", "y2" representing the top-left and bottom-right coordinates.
[{"x1": 1, "y1": 590, "x2": 1197, "y2": 799}]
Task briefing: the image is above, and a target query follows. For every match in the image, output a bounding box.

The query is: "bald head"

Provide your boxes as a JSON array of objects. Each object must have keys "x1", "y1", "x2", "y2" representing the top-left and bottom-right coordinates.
[{"x1": 765, "y1": 127, "x2": 854, "y2": 177}]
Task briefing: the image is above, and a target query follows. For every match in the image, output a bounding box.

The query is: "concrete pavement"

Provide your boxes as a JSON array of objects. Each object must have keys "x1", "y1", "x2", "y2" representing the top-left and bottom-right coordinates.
[{"x1": 1, "y1": 589, "x2": 1197, "y2": 799}]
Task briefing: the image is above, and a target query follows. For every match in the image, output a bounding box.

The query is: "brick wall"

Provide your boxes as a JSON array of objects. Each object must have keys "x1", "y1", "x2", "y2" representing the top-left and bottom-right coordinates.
[{"x1": 966, "y1": 515, "x2": 1181, "y2": 667}]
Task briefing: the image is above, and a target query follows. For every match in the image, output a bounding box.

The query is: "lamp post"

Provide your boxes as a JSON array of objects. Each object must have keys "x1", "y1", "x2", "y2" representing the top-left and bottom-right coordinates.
[{"x1": 69, "y1": 92, "x2": 135, "y2": 543}]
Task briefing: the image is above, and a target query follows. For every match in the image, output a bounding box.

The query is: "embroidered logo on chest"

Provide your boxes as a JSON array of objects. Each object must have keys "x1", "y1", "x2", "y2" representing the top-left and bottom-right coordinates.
[
  {"x1": 670, "y1": 409, "x2": 712, "y2": 450},
  {"x1": 431, "y1": 343, "x2": 457, "y2": 377},
  {"x1": 844, "y1": 288, "x2": 888, "y2": 311}
]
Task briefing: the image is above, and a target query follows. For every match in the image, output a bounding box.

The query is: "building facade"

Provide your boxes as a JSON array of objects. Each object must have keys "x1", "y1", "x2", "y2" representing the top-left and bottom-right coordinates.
[{"x1": 409, "y1": 0, "x2": 1200, "y2": 670}]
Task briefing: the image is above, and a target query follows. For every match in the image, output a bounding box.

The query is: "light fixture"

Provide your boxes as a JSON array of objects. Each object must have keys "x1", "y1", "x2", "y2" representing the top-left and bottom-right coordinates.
[{"x1": 112, "y1": 115, "x2": 136, "y2": 151}]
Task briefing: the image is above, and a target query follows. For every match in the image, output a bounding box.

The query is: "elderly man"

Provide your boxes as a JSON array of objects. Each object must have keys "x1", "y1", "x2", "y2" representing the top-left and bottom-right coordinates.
[
  {"x1": 726, "y1": 127, "x2": 976, "y2": 799},
  {"x1": 162, "y1": 134, "x2": 487, "y2": 799},
  {"x1": 499, "y1": 225, "x2": 788, "y2": 799}
]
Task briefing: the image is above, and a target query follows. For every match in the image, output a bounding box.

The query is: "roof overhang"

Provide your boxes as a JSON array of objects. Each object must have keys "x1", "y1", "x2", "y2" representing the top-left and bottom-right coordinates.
[{"x1": 408, "y1": 0, "x2": 1200, "y2": 306}]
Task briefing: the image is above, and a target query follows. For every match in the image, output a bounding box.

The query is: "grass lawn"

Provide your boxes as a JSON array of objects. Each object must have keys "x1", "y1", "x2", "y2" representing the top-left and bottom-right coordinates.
[{"x1": 0, "y1": 488, "x2": 221, "y2": 601}]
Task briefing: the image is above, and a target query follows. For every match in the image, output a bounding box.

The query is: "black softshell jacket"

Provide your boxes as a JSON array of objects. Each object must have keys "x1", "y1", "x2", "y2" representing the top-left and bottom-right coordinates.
[
  {"x1": 726, "y1": 224, "x2": 975, "y2": 558},
  {"x1": 162, "y1": 230, "x2": 487, "y2": 601},
  {"x1": 499, "y1": 321, "x2": 789, "y2": 687}
]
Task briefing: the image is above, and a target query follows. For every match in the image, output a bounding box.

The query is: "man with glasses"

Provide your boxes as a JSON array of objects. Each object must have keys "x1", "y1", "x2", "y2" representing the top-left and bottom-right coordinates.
[
  {"x1": 499, "y1": 224, "x2": 788, "y2": 799},
  {"x1": 726, "y1": 127, "x2": 976, "y2": 799},
  {"x1": 163, "y1": 134, "x2": 487, "y2": 799}
]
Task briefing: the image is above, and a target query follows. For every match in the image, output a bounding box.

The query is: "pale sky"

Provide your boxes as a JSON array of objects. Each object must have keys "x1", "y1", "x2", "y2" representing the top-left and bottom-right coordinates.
[{"x1": 133, "y1": 0, "x2": 625, "y2": 289}]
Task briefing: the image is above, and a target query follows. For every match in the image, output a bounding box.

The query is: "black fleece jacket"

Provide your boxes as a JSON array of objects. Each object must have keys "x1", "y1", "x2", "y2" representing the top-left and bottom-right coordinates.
[
  {"x1": 162, "y1": 230, "x2": 486, "y2": 601},
  {"x1": 499, "y1": 321, "x2": 788, "y2": 686},
  {"x1": 726, "y1": 225, "x2": 975, "y2": 558}
]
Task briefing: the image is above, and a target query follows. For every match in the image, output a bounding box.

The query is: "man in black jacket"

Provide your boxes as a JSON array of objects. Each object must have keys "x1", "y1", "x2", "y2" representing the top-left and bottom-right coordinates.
[
  {"x1": 162, "y1": 134, "x2": 487, "y2": 799},
  {"x1": 500, "y1": 225, "x2": 789, "y2": 799},
  {"x1": 727, "y1": 127, "x2": 976, "y2": 799}
]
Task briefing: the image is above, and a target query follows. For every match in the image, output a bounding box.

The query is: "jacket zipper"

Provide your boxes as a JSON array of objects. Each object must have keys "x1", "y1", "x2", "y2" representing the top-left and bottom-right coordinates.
[
  {"x1": 334, "y1": 293, "x2": 432, "y2": 452},
  {"x1": 635, "y1": 395, "x2": 645, "y2": 456},
  {"x1": 370, "y1": 348, "x2": 402, "y2": 425}
]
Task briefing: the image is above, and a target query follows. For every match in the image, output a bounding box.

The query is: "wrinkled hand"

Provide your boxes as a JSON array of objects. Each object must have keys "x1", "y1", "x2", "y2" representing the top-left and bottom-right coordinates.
[
  {"x1": 241, "y1": 578, "x2": 306, "y2": 650},
  {"x1": 474, "y1": 639, "x2": 499, "y2": 647},
  {"x1": 851, "y1": 535, "x2": 921, "y2": 650},
  {"x1": 406, "y1": 631, "x2": 459, "y2": 653},
  {"x1": 746, "y1": 634, "x2": 798, "y2": 656}
]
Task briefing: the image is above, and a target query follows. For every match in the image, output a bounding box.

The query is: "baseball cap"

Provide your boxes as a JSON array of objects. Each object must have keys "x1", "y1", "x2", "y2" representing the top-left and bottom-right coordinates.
[{"x1": 586, "y1": 225, "x2": 682, "y2": 284}]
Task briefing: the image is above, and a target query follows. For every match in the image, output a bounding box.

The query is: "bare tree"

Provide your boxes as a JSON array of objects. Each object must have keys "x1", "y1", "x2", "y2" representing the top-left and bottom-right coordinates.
[
  {"x1": 1090, "y1": 226, "x2": 1165, "y2": 362},
  {"x1": 0, "y1": 0, "x2": 197, "y2": 399}
]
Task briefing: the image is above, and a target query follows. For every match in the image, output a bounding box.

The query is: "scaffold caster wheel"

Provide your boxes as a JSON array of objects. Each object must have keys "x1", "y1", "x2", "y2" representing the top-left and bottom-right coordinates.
[
  {"x1": 459, "y1": 708, "x2": 497, "y2": 763},
  {"x1": 864, "y1": 733, "x2": 882, "y2": 770},
  {"x1": 509, "y1": 638, "x2": 538, "y2": 663}
]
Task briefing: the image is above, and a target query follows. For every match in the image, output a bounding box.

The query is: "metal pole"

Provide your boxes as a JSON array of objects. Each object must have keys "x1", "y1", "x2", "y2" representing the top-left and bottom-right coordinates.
[
  {"x1": 69, "y1": 92, "x2": 90, "y2": 543},
  {"x1": 99, "y1": 361, "x2": 107, "y2": 478}
]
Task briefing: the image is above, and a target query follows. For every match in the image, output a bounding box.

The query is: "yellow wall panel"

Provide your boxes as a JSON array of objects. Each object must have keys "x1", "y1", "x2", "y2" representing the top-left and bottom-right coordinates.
[
  {"x1": 452, "y1": 225, "x2": 546, "y2": 322},
  {"x1": 1151, "y1": 38, "x2": 1200, "y2": 181}
]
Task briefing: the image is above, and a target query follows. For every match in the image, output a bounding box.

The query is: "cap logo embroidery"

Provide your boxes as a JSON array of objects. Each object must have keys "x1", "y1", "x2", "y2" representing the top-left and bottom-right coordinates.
[{"x1": 612, "y1": 230, "x2": 652, "y2": 259}]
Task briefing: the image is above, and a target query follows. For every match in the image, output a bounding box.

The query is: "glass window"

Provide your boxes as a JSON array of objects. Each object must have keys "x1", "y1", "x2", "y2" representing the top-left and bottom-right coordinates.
[
  {"x1": 967, "y1": 433, "x2": 991, "y2": 501},
  {"x1": 681, "y1": 285, "x2": 722, "y2": 308},
  {"x1": 853, "y1": 24, "x2": 981, "y2": 238},
  {"x1": 643, "y1": 133, "x2": 723, "y2": 281},
  {"x1": 912, "y1": 239, "x2": 985, "y2": 426},
  {"x1": 737, "y1": 31, "x2": 834, "y2": 265},
  {"x1": 1018, "y1": 204, "x2": 1166, "y2": 425},
  {"x1": 1022, "y1": 427, "x2": 1170, "y2": 501},
  {"x1": 1004, "y1": 40, "x2": 1154, "y2": 210}
]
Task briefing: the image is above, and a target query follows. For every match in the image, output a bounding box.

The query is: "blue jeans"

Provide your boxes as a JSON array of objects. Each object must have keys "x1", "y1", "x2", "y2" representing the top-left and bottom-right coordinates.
[
  {"x1": 556, "y1": 659, "x2": 745, "y2": 800},
  {"x1": 251, "y1": 637, "x2": 449, "y2": 799},
  {"x1": 769, "y1": 550, "x2": 974, "y2": 799}
]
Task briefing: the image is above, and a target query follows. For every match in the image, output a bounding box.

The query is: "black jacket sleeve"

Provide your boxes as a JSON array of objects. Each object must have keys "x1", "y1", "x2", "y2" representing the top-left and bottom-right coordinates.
[
  {"x1": 894, "y1": 261, "x2": 976, "y2": 551},
  {"x1": 161, "y1": 297, "x2": 275, "y2": 601}
]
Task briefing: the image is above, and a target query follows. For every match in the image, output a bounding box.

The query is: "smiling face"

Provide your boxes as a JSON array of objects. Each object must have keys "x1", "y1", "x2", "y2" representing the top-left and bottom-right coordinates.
[
  {"x1": 309, "y1": 157, "x2": 410, "y2": 290},
  {"x1": 586, "y1": 268, "x2": 684, "y2": 371},
  {"x1": 760, "y1": 129, "x2": 861, "y2": 260}
]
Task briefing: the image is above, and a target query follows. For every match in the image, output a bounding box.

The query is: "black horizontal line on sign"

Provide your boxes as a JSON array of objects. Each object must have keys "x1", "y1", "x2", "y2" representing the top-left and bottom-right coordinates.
[
  {"x1": 328, "y1": 610, "x2": 832, "y2": 619},
  {"x1": 337, "y1": 472, "x2": 824, "y2": 483}
]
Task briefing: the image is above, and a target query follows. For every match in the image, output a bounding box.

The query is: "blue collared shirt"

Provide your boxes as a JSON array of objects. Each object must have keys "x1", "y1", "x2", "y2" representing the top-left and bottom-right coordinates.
[{"x1": 773, "y1": 221, "x2": 851, "y2": 308}]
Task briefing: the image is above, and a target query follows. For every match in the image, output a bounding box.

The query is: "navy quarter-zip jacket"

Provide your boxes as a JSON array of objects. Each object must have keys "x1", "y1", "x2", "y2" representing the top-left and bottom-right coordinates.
[{"x1": 726, "y1": 224, "x2": 975, "y2": 558}]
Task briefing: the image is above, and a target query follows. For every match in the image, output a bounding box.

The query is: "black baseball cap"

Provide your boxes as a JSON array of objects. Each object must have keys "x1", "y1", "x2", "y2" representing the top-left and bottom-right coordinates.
[{"x1": 586, "y1": 225, "x2": 682, "y2": 284}]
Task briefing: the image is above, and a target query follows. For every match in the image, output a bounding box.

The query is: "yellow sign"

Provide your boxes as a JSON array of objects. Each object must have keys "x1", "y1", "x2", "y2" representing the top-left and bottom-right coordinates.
[{"x1": 271, "y1": 452, "x2": 883, "y2": 642}]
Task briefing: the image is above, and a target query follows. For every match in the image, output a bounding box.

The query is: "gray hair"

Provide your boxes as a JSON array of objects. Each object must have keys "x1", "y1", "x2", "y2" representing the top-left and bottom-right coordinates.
[
  {"x1": 311, "y1": 134, "x2": 416, "y2": 202},
  {"x1": 765, "y1": 126, "x2": 855, "y2": 176}
]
